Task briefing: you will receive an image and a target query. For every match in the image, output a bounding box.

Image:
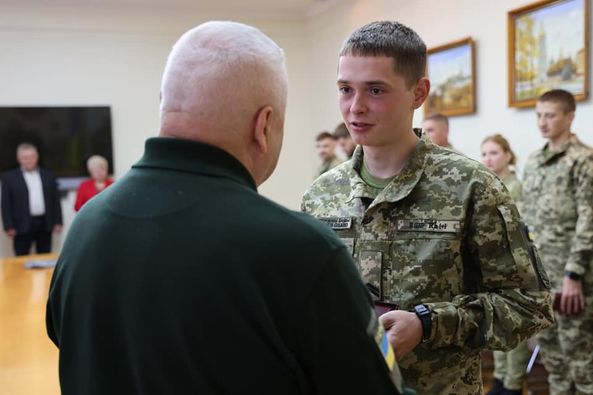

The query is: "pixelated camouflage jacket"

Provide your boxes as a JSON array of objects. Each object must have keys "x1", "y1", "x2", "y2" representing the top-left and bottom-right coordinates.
[
  {"x1": 301, "y1": 130, "x2": 553, "y2": 395},
  {"x1": 521, "y1": 134, "x2": 593, "y2": 288}
]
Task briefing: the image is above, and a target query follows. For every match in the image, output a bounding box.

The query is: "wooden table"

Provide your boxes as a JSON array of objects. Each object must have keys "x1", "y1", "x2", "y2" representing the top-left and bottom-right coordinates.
[{"x1": 0, "y1": 253, "x2": 60, "y2": 394}]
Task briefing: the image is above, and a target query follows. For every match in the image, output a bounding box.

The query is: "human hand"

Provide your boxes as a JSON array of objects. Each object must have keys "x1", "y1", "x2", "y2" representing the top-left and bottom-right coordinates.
[
  {"x1": 560, "y1": 276, "x2": 585, "y2": 315},
  {"x1": 6, "y1": 228, "x2": 16, "y2": 238},
  {"x1": 53, "y1": 224, "x2": 62, "y2": 234},
  {"x1": 380, "y1": 310, "x2": 423, "y2": 360}
]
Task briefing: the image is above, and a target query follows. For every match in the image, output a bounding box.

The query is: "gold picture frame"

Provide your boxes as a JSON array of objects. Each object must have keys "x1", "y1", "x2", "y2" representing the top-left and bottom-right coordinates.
[
  {"x1": 508, "y1": 0, "x2": 589, "y2": 108},
  {"x1": 425, "y1": 37, "x2": 476, "y2": 117}
]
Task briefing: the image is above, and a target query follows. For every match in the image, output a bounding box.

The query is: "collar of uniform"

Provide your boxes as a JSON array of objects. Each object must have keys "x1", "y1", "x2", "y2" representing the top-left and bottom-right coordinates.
[
  {"x1": 347, "y1": 128, "x2": 427, "y2": 207},
  {"x1": 133, "y1": 137, "x2": 257, "y2": 191},
  {"x1": 536, "y1": 133, "x2": 578, "y2": 165}
]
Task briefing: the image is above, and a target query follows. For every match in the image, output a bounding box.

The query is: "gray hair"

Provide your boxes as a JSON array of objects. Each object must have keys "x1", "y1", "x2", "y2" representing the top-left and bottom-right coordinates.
[
  {"x1": 87, "y1": 155, "x2": 109, "y2": 172},
  {"x1": 160, "y1": 21, "x2": 288, "y2": 130},
  {"x1": 17, "y1": 142, "x2": 38, "y2": 155}
]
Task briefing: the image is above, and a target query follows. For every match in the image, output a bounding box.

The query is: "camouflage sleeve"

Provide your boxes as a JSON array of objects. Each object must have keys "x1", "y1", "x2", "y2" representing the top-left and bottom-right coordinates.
[
  {"x1": 564, "y1": 155, "x2": 593, "y2": 276},
  {"x1": 424, "y1": 172, "x2": 553, "y2": 351}
]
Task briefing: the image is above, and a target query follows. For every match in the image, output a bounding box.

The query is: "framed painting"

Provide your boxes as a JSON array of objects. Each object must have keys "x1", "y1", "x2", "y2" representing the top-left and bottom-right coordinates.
[
  {"x1": 425, "y1": 37, "x2": 476, "y2": 117},
  {"x1": 508, "y1": 0, "x2": 589, "y2": 107}
]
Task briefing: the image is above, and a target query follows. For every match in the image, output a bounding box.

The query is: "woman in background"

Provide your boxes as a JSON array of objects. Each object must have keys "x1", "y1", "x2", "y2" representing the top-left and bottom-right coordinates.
[
  {"x1": 481, "y1": 134, "x2": 522, "y2": 201},
  {"x1": 482, "y1": 134, "x2": 529, "y2": 395},
  {"x1": 74, "y1": 155, "x2": 113, "y2": 212}
]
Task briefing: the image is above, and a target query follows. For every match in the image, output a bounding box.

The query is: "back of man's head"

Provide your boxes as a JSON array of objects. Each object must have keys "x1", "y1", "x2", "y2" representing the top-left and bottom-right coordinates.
[
  {"x1": 423, "y1": 113, "x2": 450, "y2": 147},
  {"x1": 160, "y1": 21, "x2": 287, "y2": 139},
  {"x1": 339, "y1": 21, "x2": 426, "y2": 88},
  {"x1": 424, "y1": 113, "x2": 449, "y2": 127},
  {"x1": 537, "y1": 89, "x2": 576, "y2": 114}
]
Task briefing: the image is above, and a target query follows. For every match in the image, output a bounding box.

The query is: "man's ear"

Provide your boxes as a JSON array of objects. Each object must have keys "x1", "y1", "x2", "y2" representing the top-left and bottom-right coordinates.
[
  {"x1": 412, "y1": 77, "x2": 430, "y2": 109},
  {"x1": 253, "y1": 105, "x2": 274, "y2": 153}
]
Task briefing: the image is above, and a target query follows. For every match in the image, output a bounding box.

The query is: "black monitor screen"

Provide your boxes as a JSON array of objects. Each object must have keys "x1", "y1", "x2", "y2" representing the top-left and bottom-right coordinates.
[{"x1": 0, "y1": 106, "x2": 113, "y2": 189}]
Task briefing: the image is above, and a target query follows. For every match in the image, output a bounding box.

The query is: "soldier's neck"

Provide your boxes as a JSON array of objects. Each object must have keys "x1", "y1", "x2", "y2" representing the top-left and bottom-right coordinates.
[
  {"x1": 547, "y1": 131, "x2": 571, "y2": 151},
  {"x1": 362, "y1": 133, "x2": 419, "y2": 178}
]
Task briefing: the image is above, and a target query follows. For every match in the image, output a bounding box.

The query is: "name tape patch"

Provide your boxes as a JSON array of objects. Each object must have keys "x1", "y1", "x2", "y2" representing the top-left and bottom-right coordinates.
[
  {"x1": 318, "y1": 217, "x2": 352, "y2": 230},
  {"x1": 397, "y1": 219, "x2": 460, "y2": 233}
]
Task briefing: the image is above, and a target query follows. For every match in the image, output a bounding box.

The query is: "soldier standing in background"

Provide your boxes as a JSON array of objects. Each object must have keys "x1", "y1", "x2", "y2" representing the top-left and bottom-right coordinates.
[
  {"x1": 315, "y1": 131, "x2": 342, "y2": 176},
  {"x1": 422, "y1": 113, "x2": 456, "y2": 151},
  {"x1": 302, "y1": 21, "x2": 552, "y2": 394},
  {"x1": 481, "y1": 134, "x2": 530, "y2": 395},
  {"x1": 333, "y1": 122, "x2": 356, "y2": 159},
  {"x1": 521, "y1": 89, "x2": 593, "y2": 395}
]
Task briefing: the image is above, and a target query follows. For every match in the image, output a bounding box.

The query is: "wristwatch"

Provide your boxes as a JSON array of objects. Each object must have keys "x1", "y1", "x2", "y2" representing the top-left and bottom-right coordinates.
[
  {"x1": 564, "y1": 271, "x2": 582, "y2": 281},
  {"x1": 413, "y1": 304, "x2": 432, "y2": 343}
]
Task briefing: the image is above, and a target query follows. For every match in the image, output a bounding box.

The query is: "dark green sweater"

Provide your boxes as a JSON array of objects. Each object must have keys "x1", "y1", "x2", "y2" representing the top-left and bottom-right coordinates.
[{"x1": 47, "y1": 137, "x2": 398, "y2": 395}]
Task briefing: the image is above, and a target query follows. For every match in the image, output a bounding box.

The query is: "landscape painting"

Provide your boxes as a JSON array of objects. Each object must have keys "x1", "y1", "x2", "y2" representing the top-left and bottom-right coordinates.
[
  {"x1": 425, "y1": 38, "x2": 475, "y2": 117},
  {"x1": 508, "y1": 0, "x2": 589, "y2": 107}
]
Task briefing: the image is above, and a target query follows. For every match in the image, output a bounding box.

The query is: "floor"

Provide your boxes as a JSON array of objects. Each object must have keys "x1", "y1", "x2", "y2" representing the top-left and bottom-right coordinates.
[{"x1": 0, "y1": 254, "x2": 60, "y2": 395}]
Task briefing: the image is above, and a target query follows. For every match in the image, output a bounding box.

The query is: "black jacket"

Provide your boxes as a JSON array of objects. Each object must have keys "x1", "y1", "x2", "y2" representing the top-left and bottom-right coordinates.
[
  {"x1": 1, "y1": 167, "x2": 63, "y2": 233},
  {"x1": 46, "y1": 137, "x2": 399, "y2": 395}
]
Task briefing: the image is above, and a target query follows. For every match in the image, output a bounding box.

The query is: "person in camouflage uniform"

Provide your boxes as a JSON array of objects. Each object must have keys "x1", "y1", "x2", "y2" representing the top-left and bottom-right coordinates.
[
  {"x1": 481, "y1": 134, "x2": 531, "y2": 395},
  {"x1": 521, "y1": 89, "x2": 593, "y2": 395},
  {"x1": 301, "y1": 21, "x2": 553, "y2": 394}
]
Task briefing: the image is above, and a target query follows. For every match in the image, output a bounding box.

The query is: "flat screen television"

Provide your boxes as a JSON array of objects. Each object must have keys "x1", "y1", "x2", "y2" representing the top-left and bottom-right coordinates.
[{"x1": 0, "y1": 106, "x2": 113, "y2": 190}]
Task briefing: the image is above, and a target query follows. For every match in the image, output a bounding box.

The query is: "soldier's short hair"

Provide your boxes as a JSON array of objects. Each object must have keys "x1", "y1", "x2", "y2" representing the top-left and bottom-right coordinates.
[
  {"x1": 424, "y1": 113, "x2": 449, "y2": 127},
  {"x1": 537, "y1": 89, "x2": 576, "y2": 113},
  {"x1": 333, "y1": 123, "x2": 350, "y2": 139},
  {"x1": 339, "y1": 21, "x2": 426, "y2": 88},
  {"x1": 316, "y1": 131, "x2": 335, "y2": 142}
]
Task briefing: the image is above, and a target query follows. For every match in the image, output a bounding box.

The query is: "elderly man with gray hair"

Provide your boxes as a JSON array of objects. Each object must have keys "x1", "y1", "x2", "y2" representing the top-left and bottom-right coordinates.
[
  {"x1": 47, "y1": 21, "x2": 402, "y2": 395},
  {"x1": 1, "y1": 142, "x2": 62, "y2": 255}
]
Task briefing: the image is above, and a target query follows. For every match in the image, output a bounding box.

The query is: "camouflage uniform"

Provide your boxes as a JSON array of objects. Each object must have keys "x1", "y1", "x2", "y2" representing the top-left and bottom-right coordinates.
[
  {"x1": 493, "y1": 172, "x2": 532, "y2": 391},
  {"x1": 521, "y1": 134, "x2": 593, "y2": 395},
  {"x1": 301, "y1": 130, "x2": 553, "y2": 395}
]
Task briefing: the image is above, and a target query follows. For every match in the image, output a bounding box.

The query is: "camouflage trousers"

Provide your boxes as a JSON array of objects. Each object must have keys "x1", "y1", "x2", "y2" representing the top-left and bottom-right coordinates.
[
  {"x1": 493, "y1": 340, "x2": 531, "y2": 390},
  {"x1": 536, "y1": 298, "x2": 593, "y2": 395}
]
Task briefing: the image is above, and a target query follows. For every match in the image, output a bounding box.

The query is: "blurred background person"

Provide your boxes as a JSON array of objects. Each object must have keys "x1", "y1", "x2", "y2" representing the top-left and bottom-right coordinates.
[
  {"x1": 481, "y1": 134, "x2": 522, "y2": 201},
  {"x1": 1, "y1": 142, "x2": 62, "y2": 256},
  {"x1": 74, "y1": 155, "x2": 114, "y2": 212},
  {"x1": 481, "y1": 134, "x2": 528, "y2": 395},
  {"x1": 522, "y1": 89, "x2": 593, "y2": 395},
  {"x1": 333, "y1": 122, "x2": 356, "y2": 160},
  {"x1": 315, "y1": 131, "x2": 341, "y2": 176},
  {"x1": 423, "y1": 113, "x2": 457, "y2": 151}
]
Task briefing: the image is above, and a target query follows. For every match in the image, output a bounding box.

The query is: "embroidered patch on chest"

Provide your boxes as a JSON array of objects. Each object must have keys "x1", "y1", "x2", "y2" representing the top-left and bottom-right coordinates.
[
  {"x1": 318, "y1": 217, "x2": 352, "y2": 230},
  {"x1": 397, "y1": 219, "x2": 460, "y2": 233}
]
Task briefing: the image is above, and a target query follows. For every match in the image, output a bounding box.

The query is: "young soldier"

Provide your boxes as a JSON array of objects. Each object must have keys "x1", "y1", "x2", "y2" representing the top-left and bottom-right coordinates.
[
  {"x1": 301, "y1": 21, "x2": 553, "y2": 394},
  {"x1": 521, "y1": 89, "x2": 593, "y2": 394}
]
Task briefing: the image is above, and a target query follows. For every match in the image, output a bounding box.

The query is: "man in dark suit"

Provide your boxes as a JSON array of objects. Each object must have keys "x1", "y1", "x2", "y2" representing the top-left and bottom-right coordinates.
[
  {"x1": 46, "y1": 21, "x2": 402, "y2": 395},
  {"x1": 1, "y1": 143, "x2": 62, "y2": 255}
]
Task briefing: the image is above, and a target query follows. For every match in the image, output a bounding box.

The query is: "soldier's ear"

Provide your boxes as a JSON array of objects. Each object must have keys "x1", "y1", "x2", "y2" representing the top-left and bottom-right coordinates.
[
  {"x1": 412, "y1": 77, "x2": 430, "y2": 110},
  {"x1": 253, "y1": 105, "x2": 274, "y2": 153}
]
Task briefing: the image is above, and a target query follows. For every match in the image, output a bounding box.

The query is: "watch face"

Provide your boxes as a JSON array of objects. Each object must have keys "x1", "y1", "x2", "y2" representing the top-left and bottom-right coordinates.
[{"x1": 415, "y1": 304, "x2": 429, "y2": 315}]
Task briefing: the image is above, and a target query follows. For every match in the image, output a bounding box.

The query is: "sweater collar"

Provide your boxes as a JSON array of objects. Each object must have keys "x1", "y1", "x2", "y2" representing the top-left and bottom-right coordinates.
[{"x1": 133, "y1": 137, "x2": 257, "y2": 191}]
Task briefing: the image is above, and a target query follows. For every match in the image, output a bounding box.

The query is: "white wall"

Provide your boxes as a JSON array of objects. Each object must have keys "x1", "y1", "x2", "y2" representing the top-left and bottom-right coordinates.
[
  {"x1": 0, "y1": 3, "x2": 313, "y2": 257},
  {"x1": 306, "y1": 0, "x2": 593, "y2": 165}
]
